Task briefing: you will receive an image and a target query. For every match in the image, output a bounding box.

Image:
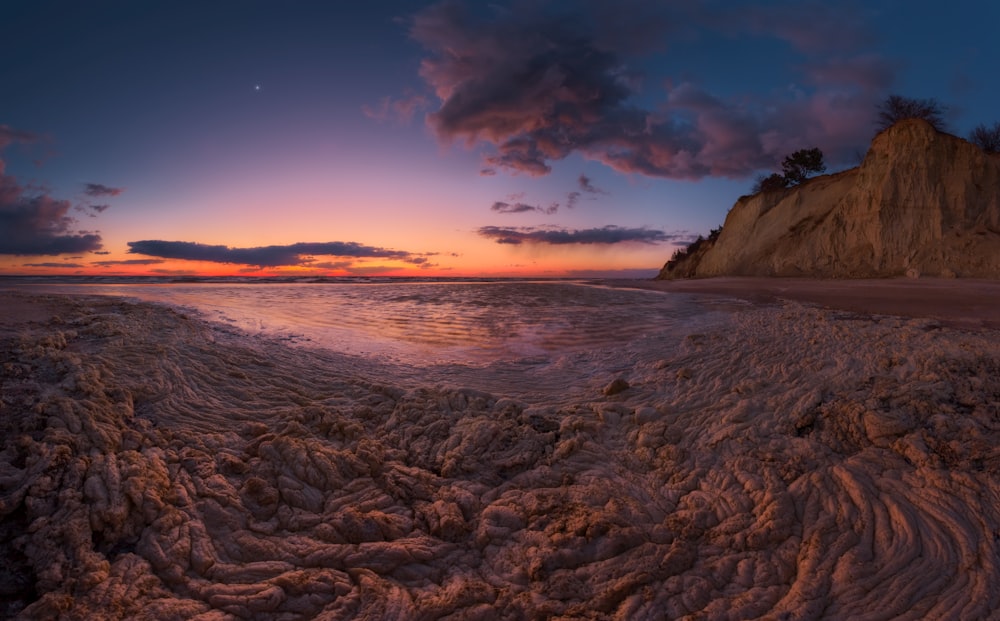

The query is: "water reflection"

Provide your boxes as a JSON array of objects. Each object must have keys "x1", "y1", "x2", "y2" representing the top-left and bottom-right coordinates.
[{"x1": 8, "y1": 281, "x2": 734, "y2": 402}]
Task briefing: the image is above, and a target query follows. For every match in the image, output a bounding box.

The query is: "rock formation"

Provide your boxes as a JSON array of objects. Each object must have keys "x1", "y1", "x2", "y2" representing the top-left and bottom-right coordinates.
[{"x1": 659, "y1": 119, "x2": 1000, "y2": 279}]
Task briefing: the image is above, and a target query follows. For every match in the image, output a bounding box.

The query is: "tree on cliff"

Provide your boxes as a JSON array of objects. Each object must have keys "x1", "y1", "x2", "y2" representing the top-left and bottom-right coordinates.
[
  {"x1": 781, "y1": 148, "x2": 826, "y2": 185},
  {"x1": 969, "y1": 122, "x2": 1000, "y2": 153},
  {"x1": 751, "y1": 148, "x2": 826, "y2": 193},
  {"x1": 876, "y1": 95, "x2": 947, "y2": 132},
  {"x1": 751, "y1": 173, "x2": 789, "y2": 193}
]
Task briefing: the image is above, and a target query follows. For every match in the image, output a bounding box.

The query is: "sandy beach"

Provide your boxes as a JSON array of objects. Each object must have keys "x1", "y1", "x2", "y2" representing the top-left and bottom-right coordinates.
[
  {"x1": 2, "y1": 283, "x2": 999, "y2": 619},
  {"x1": 618, "y1": 277, "x2": 1000, "y2": 330}
]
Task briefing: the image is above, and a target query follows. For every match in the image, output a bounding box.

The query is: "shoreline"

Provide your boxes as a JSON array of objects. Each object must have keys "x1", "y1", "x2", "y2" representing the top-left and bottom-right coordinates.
[
  {"x1": 613, "y1": 276, "x2": 1000, "y2": 329},
  {"x1": 2, "y1": 290, "x2": 999, "y2": 618}
]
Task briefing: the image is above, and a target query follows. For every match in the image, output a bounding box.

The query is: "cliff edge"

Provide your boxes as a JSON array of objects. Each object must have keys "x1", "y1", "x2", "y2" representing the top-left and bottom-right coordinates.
[{"x1": 658, "y1": 119, "x2": 1000, "y2": 279}]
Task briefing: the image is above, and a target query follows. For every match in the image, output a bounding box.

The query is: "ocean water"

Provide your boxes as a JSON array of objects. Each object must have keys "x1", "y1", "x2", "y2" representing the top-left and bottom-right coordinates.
[{"x1": 5, "y1": 278, "x2": 739, "y2": 403}]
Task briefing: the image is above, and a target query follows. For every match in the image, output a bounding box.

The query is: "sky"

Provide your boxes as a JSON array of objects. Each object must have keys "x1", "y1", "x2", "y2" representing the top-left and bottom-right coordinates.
[{"x1": 1, "y1": 0, "x2": 998, "y2": 278}]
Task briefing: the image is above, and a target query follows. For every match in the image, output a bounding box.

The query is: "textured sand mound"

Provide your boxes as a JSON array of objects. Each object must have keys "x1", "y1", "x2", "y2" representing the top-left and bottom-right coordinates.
[{"x1": 2, "y1": 293, "x2": 999, "y2": 619}]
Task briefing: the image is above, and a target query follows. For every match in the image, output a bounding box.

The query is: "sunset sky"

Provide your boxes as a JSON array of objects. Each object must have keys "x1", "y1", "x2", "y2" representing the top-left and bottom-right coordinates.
[{"x1": 2, "y1": 0, "x2": 998, "y2": 278}]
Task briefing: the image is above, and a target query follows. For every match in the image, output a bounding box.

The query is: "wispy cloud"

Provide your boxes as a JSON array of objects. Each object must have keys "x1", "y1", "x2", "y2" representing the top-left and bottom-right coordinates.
[
  {"x1": 578, "y1": 174, "x2": 607, "y2": 195},
  {"x1": 409, "y1": 1, "x2": 890, "y2": 178},
  {"x1": 478, "y1": 225, "x2": 679, "y2": 245},
  {"x1": 83, "y1": 183, "x2": 124, "y2": 197},
  {"x1": 0, "y1": 125, "x2": 38, "y2": 150},
  {"x1": 362, "y1": 91, "x2": 430, "y2": 124},
  {"x1": 94, "y1": 258, "x2": 165, "y2": 267},
  {"x1": 22, "y1": 262, "x2": 85, "y2": 268},
  {"x1": 76, "y1": 203, "x2": 111, "y2": 218},
  {"x1": 491, "y1": 201, "x2": 558, "y2": 215},
  {"x1": 566, "y1": 191, "x2": 581, "y2": 209},
  {"x1": 127, "y1": 240, "x2": 434, "y2": 268}
]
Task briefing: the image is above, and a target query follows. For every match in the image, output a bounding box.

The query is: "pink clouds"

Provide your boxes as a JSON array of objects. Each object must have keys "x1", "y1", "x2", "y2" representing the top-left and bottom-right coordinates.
[{"x1": 407, "y1": 2, "x2": 895, "y2": 180}]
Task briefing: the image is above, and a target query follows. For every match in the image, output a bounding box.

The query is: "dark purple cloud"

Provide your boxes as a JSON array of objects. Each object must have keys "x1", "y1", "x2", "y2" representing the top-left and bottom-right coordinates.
[
  {"x1": 409, "y1": 2, "x2": 892, "y2": 179},
  {"x1": 478, "y1": 225, "x2": 679, "y2": 245},
  {"x1": 491, "y1": 201, "x2": 536, "y2": 214},
  {"x1": 76, "y1": 203, "x2": 111, "y2": 217},
  {"x1": 492, "y1": 179, "x2": 605, "y2": 216},
  {"x1": 83, "y1": 183, "x2": 124, "y2": 197},
  {"x1": 491, "y1": 201, "x2": 558, "y2": 215},
  {"x1": 0, "y1": 162, "x2": 104, "y2": 255},
  {"x1": 578, "y1": 174, "x2": 607, "y2": 195},
  {"x1": 0, "y1": 126, "x2": 111, "y2": 255},
  {"x1": 127, "y1": 240, "x2": 431, "y2": 268}
]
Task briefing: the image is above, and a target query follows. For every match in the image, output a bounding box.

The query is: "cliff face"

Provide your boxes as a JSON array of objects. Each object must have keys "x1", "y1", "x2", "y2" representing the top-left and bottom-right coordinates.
[{"x1": 659, "y1": 119, "x2": 1000, "y2": 279}]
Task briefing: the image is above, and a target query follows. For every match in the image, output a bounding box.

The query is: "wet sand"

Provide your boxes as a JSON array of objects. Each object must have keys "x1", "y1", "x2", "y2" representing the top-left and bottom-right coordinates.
[
  {"x1": 2, "y1": 288, "x2": 999, "y2": 619},
  {"x1": 620, "y1": 277, "x2": 1000, "y2": 329}
]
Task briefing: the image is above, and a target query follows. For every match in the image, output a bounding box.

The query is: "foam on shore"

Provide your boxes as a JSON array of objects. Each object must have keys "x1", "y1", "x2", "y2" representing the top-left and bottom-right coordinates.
[{"x1": 2, "y1": 292, "x2": 999, "y2": 619}]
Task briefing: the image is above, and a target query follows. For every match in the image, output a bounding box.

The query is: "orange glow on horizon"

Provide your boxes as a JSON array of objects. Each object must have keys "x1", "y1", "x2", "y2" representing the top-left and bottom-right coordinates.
[{"x1": 0, "y1": 251, "x2": 669, "y2": 279}]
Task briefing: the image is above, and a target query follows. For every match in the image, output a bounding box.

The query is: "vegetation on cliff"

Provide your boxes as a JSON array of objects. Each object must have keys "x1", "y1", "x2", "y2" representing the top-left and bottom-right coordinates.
[{"x1": 659, "y1": 114, "x2": 1000, "y2": 280}]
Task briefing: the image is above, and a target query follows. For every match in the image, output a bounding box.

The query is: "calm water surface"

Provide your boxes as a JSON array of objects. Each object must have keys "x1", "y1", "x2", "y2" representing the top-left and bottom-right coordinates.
[{"x1": 7, "y1": 280, "x2": 742, "y2": 401}]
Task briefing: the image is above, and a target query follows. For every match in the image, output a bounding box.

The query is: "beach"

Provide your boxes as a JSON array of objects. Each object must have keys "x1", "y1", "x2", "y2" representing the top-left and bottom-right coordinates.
[{"x1": 2, "y1": 282, "x2": 999, "y2": 619}]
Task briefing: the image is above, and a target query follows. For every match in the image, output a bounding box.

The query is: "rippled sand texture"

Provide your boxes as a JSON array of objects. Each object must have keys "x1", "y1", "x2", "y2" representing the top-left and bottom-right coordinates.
[{"x1": 2, "y1": 294, "x2": 999, "y2": 619}]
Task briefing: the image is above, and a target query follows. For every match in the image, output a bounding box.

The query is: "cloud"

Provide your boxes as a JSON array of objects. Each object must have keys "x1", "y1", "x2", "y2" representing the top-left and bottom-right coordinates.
[
  {"x1": 566, "y1": 174, "x2": 607, "y2": 208},
  {"x1": 578, "y1": 174, "x2": 607, "y2": 195},
  {"x1": 76, "y1": 203, "x2": 111, "y2": 218},
  {"x1": 0, "y1": 125, "x2": 38, "y2": 150},
  {"x1": 127, "y1": 240, "x2": 430, "y2": 268},
  {"x1": 83, "y1": 183, "x2": 124, "y2": 197},
  {"x1": 0, "y1": 126, "x2": 109, "y2": 255},
  {"x1": 94, "y1": 259, "x2": 165, "y2": 267},
  {"x1": 478, "y1": 225, "x2": 678, "y2": 245},
  {"x1": 490, "y1": 201, "x2": 558, "y2": 215},
  {"x1": 0, "y1": 164, "x2": 104, "y2": 255},
  {"x1": 409, "y1": 2, "x2": 891, "y2": 179},
  {"x1": 22, "y1": 262, "x2": 85, "y2": 268},
  {"x1": 362, "y1": 92, "x2": 429, "y2": 124},
  {"x1": 722, "y1": 1, "x2": 877, "y2": 55}
]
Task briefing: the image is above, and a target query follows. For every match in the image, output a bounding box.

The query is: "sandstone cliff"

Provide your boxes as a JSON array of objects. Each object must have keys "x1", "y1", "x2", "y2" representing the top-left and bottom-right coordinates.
[{"x1": 659, "y1": 119, "x2": 1000, "y2": 279}]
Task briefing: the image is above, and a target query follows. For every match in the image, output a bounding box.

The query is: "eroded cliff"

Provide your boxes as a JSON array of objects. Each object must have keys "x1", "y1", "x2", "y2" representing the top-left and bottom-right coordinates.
[{"x1": 659, "y1": 119, "x2": 1000, "y2": 279}]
